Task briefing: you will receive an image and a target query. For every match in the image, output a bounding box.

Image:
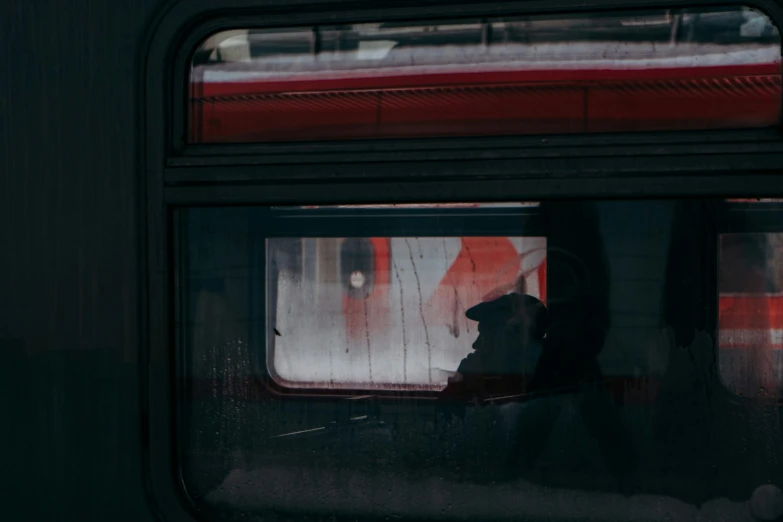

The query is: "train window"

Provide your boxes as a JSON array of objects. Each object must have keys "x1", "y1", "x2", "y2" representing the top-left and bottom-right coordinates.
[
  {"x1": 179, "y1": 199, "x2": 783, "y2": 520},
  {"x1": 268, "y1": 235, "x2": 546, "y2": 390},
  {"x1": 188, "y1": 6, "x2": 781, "y2": 143},
  {"x1": 180, "y1": 203, "x2": 546, "y2": 392},
  {"x1": 718, "y1": 200, "x2": 783, "y2": 397}
]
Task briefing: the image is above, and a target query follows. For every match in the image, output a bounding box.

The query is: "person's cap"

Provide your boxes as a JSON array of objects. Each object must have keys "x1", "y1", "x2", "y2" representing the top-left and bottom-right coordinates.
[{"x1": 465, "y1": 293, "x2": 550, "y2": 339}]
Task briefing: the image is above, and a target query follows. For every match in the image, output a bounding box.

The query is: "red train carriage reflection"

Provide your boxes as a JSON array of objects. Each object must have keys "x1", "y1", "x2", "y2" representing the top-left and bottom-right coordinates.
[
  {"x1": 192, "y1": 61, "x2": 782, "y2": 142},
  {"x1": 191, "y1": 9, "x2": 782, "y2": 144}
]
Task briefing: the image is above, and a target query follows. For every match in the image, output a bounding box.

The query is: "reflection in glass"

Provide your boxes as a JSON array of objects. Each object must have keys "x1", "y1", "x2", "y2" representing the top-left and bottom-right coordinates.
[
  {"x1": 268, "y1": 236, "x2": 546, "y2": 390},
  {"x1": 189, "y1": 7, "x2": 781, "y2": 142},
  {"x1": 719, "y1": 231, "x2": 783, "y2": 396},
  {"x1": 178, "y1": 201, "x2": 783, "y2": 522}
]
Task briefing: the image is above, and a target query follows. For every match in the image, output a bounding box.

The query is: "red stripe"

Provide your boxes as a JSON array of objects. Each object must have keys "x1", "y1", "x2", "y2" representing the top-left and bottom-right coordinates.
[
  {"x1": 192, "y1": 67, "x2": 781, "y2": 142},
  {"x1": 718, "y1": 295, "x2": 783, "y2": 330},
  {"x1": 538, "y1": 260, "x2": 547, "y2": 305}
]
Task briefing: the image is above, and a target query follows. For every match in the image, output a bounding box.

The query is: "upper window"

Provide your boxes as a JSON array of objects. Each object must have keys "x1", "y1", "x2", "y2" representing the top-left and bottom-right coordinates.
[{"x1": 189, "y1": 6, "x2": 781, "y2": 143}]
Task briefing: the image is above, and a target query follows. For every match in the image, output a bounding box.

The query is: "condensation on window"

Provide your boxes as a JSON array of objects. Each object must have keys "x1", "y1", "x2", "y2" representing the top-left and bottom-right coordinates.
[{"x1": 268, "y1": 236, "x2": 547, "y2": 390}]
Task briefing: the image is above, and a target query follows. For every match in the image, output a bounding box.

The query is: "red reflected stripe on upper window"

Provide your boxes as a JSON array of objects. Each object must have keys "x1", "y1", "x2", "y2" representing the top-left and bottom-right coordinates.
[{"x1": 191, "y1": 63, "x2": 782, "y2": 142}]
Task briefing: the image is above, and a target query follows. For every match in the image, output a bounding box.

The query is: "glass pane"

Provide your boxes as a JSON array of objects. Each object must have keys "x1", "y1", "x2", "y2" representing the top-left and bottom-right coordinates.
[
  {"x1": 718, "y1": 201, "x2": 783, "y2": 397},
  {"x1": 269, "y1": 236, "x2": 546, "y2": 390},
  {"x1": 177, "y1": 200, "x2": 783, "y2": 521},
  {"x1": 189, "y1": 6, "x2": 781, "y2": 143}
]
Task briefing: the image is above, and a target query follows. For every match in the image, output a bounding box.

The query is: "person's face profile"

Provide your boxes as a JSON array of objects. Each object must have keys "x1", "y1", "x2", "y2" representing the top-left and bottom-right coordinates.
[
  {"x1": 472, "y1": 331, "x2": 484, "y2": 352},
  {"x1": 472, "y1": 322, "x2": 498, "y2": 354},
  {"x1": 472, "y1": 322, "x2": 489, "y2": 351}
]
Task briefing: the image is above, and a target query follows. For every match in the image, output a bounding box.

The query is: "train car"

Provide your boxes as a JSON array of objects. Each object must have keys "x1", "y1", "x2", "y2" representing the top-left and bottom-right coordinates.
[{"x1": 8, "y1": 1, "x2": 783, "y2": 522}]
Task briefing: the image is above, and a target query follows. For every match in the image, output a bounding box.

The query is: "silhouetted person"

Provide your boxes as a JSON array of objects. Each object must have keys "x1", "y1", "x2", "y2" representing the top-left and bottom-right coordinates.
[
  {"x1": 439, "y1": 293, "x2": 550, "y2": 406},
  {"x1": 435, "y1": 292, "x2": 549, "y2": 483},
  {"x1": 437, "y1": 203, "x2": 636, "y2": 490}
]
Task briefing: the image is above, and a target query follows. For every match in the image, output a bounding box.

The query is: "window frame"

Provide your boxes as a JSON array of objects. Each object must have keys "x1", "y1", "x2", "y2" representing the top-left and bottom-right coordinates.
[
  {"x1": 717, "y1": 202, "x2": 783, "y2": 397},
  {"x1": 142, "y1": 1, "x2": 783, "y2": 521},
  {"x1": 259, "y1": 205, "x2": 546, "y2": 396},
  {"x1": 175, "y1": 205, "x2": 547, "y2": 403}
]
